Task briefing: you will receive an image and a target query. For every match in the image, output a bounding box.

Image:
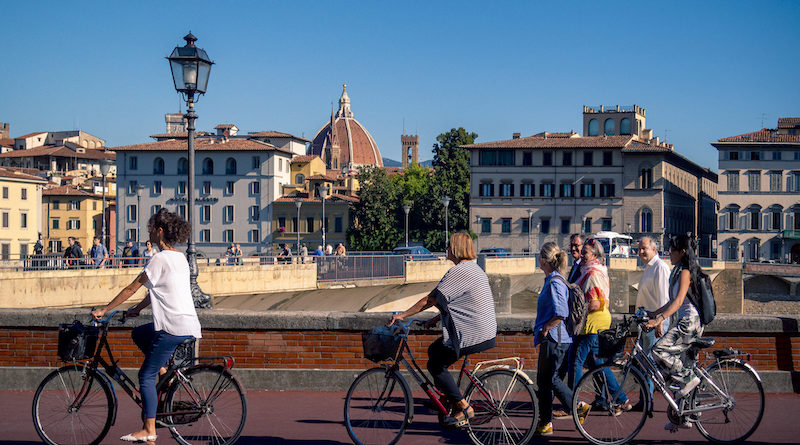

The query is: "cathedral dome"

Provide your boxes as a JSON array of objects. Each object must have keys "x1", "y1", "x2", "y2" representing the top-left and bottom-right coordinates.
[{"x1": 309, "y1": 84, "x2": 383, "y2": 170}]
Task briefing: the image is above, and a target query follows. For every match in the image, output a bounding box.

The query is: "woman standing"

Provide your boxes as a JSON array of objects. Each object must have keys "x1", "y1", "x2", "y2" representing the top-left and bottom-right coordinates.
[
  {"x1": 91, "y1": 208, "x2": 202, "y2": 444},
  {"x1": 389, "y1": 232, "x2": 496, "y2": 428},
  {"x1": 143, "y1": 240, "x2": 158, "y2": 265},
  {"x1": 534, "y1": 242, "x2": 590, "y2": 435}
]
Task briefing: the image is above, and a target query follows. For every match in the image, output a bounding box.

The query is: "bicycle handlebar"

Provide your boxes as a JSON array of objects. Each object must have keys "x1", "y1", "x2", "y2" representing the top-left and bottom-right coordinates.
[{"x1": 91, "y1": 309, "x2": 127, "y2": 325}]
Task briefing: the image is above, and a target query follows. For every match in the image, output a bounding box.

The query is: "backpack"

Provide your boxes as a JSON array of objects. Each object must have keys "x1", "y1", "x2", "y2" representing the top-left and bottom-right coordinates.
[
  {"x1": 551, "y1": 274, "x2": 588, "y2": 338},
  {"x1": 687, "y1": 270, "x2": 716, "y2": 325}
]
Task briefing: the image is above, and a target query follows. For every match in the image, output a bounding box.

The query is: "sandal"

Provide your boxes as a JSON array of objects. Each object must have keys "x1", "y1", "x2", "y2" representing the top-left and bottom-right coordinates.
[
  {"x1": 120, "y1": 433, "x2": 157, "y2": 443},
  {"x1": 443, "y1": 406, "x2": 475, "y2": 428}
]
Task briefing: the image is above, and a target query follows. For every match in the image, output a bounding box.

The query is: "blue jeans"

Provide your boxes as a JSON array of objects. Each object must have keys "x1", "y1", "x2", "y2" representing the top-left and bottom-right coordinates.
[
  {"x1": 569, "y1": 334, "x2": 627, "y2": 404},
  {"x1": 640, "y1": 318, "x2": 670, "y2": 396},
  {"x1": 537, "y1": 337, "x2": 573, "y2": 424},
  {"x1": 132, "y1": 323, "x2": 193, "y2": 419}
]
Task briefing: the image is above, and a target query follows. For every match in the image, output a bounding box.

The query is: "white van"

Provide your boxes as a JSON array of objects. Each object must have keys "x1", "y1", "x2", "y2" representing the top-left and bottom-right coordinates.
[{"x1": 588, "y1": 231, "x2": 634, "y2": 258}]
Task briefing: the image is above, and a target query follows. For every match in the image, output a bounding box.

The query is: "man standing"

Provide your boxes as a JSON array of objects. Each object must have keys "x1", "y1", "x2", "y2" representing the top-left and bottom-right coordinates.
[
  {"x1": 122, "y1": 241, "x2": 139, "y2": 267},
  {"x1": 90, "y1": 237, "x2": 109, "y2": 268},
  {"x1": 63, "y1": 237, "x2": 76, "y2": 268},
  {"x1": 636, "y1": 237, "x2": 671, "y2": 350},
  {"x1": 300, "y1": 243, "x2": 308, "y2": 263},
  {"x1": 566, "y1": 234, "x2": 584, "y2": 284}
]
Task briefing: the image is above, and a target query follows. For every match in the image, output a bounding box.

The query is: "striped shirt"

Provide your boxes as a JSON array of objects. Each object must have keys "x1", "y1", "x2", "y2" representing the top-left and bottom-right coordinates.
[{"x1": 434, "y1": 260, "x2": 497, "y2": 355}]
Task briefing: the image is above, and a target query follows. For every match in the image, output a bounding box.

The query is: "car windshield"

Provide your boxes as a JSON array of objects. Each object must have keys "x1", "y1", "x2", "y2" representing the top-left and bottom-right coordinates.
[{"x1": 393, "y1": 248, "x2": 412, "y2": 254}]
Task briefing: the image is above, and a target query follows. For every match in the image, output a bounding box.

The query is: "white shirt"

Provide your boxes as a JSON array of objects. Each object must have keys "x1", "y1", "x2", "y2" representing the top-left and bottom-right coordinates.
[
  {"x1": 636, "y1": 255, "x2": 670, "y2": 311},
  {"x1": 143, "y1": 250, "x2": 202, "y2": 338}
]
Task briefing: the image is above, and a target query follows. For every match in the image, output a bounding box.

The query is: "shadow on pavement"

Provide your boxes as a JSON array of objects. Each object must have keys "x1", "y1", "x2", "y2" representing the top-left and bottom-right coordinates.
[{"x1": 235, "y1": 438, "x2": 349, "y2": 445}]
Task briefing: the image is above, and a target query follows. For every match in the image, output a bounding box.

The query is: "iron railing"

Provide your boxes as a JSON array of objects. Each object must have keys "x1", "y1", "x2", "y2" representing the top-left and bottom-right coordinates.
[{"x1": 316, "y1": 255, "x2": 406, "y2": 282}]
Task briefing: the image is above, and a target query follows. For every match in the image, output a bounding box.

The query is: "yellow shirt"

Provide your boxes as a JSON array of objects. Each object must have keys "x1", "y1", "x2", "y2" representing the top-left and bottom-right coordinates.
[{"x1": 583, "y1": 307, "x2": 611, "y2": 335}]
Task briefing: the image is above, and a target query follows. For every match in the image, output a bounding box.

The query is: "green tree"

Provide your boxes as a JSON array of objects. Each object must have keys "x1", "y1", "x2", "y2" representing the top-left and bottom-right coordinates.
[{"x1": 347, "y1": 166, "x2": 403, "y2": 250}]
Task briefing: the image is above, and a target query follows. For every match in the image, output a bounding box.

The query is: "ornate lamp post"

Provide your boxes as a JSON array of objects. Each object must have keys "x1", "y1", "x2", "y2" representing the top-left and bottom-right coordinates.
[
  {"x1": 320, "y1": 184, "x2": 329, "y2": 252},
  {"x1": 442, "y1": 196, "x2": 451, "y2": 248},
  {"x1": 99, "y1": 159, "x2": 112, "y2": 249},
  {"x1": 135, "y1": 184, "x2": 147, "y2": 249},
  {"x1": 295, "y1": 198, "x2": 303, "y2": 254},
  {"x1": 167, "y1": 32, "x2": 214, "y2": 308},
  {"x1": 403, "y1": 203, "x2": 411, "y2": 247}
]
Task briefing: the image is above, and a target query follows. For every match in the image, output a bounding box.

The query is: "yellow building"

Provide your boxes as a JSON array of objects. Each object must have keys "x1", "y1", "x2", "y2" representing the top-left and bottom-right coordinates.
[
  {"x1": 286, "y1": 155, "x2": 359, "y2": 197},
  {"x1": 42, "y1": 186, "x2": 106, "y2": 254},
  {"x1": 0, "y1": 167, "x2": 47, "y2": 259}
]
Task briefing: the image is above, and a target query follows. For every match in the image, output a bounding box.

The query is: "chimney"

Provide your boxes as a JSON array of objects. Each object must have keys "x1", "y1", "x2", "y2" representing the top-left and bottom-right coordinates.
[
  {"x1": 512, "y1": 132, "x2": 521, "y2": 139},
  {"x1": 642, "y1": 128, "x2": 653, "y2": 141}
]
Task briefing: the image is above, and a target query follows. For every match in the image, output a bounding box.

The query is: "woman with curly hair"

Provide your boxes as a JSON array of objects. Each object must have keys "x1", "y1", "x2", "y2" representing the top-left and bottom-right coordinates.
[{"x1": 92, "y1": 208, "x2": 202, "y2": 444}]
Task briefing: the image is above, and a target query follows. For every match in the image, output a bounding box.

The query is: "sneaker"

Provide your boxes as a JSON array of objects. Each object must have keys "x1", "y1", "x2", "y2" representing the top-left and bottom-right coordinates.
[
  {"x1": 552, "y1": 409, "x2": 570, "y2": 420},
  {"x1": 576, "y1": 402, "x2": 591, "y2": 424},
  {"x1": 613, "y1": 401, "x2": 633, "y2": 416},
  {"x1": 678, "y1": 376, "x2": 701, "y2": 399},
  {"x1": 664, "y1": 421, "x2": 693, "y2": 432},
  {"x1": 535, "y1": 422, "x2": 553, "y2": 436}
]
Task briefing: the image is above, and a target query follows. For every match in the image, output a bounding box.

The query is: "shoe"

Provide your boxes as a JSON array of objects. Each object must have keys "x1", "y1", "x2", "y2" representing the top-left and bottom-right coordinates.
[
  {"x1": 629, "y1": 400, "x2": 645, "y2": 412},
  {"x1": 664, "y1": 421, "x2": 692, "y2": 432},
  {"x1": 442, "y1": 406, "x2": 474, "y2": 429},
  {"x1": 534, "y1": 422, "x2": 553, "y2": 436},
  {"x1": 613, "y1": 401, "x2": 633, "y2": 416},
  {"x1": 120, "y1": 434, "x2": 157, "y2": 443},
  {"x1": 552, "y1": 409, "x2": 570, "y2": 420},
  {"x1": 678, "y1": 376, "x2": 701, "y2": 399},
  {"x1": 576, "y1": 401, "x2": 591, "y2": 424}
]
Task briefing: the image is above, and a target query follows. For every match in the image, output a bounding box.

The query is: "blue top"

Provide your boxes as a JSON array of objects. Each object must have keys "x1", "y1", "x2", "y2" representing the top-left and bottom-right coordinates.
[
  {"x1": 90, "y1": 244, "x2": 108, "y2": 261},
  {"x1": 534, "y1": 271, "x2": 572, "y2": 345}
]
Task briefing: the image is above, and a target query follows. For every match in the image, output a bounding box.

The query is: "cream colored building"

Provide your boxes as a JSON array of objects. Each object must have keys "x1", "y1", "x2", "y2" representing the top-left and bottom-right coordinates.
[
  {"x1": 0, "y1": 167, "x2": 47, "y2": 259},
  {"x1": 712, "y1": 118, "x2": 800, "y2": 263},
  {"x1": 41, "y1": 186, "x2": 106, "y2": 254}
]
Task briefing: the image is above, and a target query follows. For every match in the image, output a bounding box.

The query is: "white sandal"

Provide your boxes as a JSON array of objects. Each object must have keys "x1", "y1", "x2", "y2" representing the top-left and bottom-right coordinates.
[{"x1": 120, "y1": 433, "x2": 157, "y2": 442}]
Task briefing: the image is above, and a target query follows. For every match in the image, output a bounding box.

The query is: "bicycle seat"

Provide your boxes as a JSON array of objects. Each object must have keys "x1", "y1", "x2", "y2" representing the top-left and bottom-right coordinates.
[{"x1": 690, "y1": 337, "x2": 715, "y2": 349}]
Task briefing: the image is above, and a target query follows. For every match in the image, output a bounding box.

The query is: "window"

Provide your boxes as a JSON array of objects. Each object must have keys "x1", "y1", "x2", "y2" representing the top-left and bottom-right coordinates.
[
  {"x1": 603, "y1": 151, "x2": 613, "y2": 166},
  {"x1": 499, "y1": 183, "x2": 514, "y2": 197},
  {"x1": 93, "y1": 201, "x2": 97, "y2": 210},
  {"x1": 278, "y1": 217, "x2": 286, "y2": 231},
  {"x1": 601, "y1": 218, "x2": 612, "y2": 231},
  {"x1": 226, "y1": 158, "x2": 237, "y2": 175},
  {"x1": 540, "y1": 219, "x2": 550, "y2": 234},
  {"x1": 129, "y1": 156, "x2": 138, "y2": 170},
  {"x1": 771, "y1": 211, "x2": 782, "y2": 231},
  {"x1": 201, "y1": 205, "x2": 211, "y2": 223},
  {"x1": 223, "y1": 230, "x2": 234, "y2": 243},
  {"x1": 52, "y1": 218, "x2": 59, "y2": 229},
  {"x1": 501, "y1": 218, "x2": 511, "y2": 233},
  {"x1": 153, "y1": 181, "x2": 162, "y2": 195},
  {"x1": 1, "y1": 211, "x2": 8, "y2": 228},
  {"x1": 178, "y1": 157, "x2": 188, "y2": 174},
  {"x1": 522, "y1": 152, "x2": 532, "y2": 166},
  {"x1": 790, "y1": 172, "x2": 800, "y2": 192},
  {"x1": 225, "y1": 181, "x2": 234, "y2": 194},
  {"x1": 540, "y1": 183, "x2": 554, "y2": 197},
  {"x1": 640, "y1": 167, "x2": 653, "y2": 189},
  {"x1": 250, "y1": 205, "x2": 259, "y2": 221},
  {"x1": 795, "y1": 211, "x2": 800, "y2": 230},
  {"x1": 20, "y1": 212, "x2": 27, "y2": 229},
  {"x1": 69, "y1": 200, "x2": 81, "y2": 210},
  {"x1": 795, "y1": 151, "x2": 800, "y2": 161},
  {"x1": 588, "y1": 119, "x2": 599, "y2": 136},
  {"x1": 727, "y1": 211, "x2": 737, "y2": 230},
  {"x1": 49, "y1": 240, "x2": 62, "y2": 253},
  {"x1": 335, "y1": 216, "x2": 343, "y2": 233},
  {"x1": 750, "y1": 151, "x2": 761, "y2": 161},
  {"x1": 772, "y1": 151, "x2": 782, "y2": 161},
  {"x1": 620, "y1": 118, "x2": 631, "y2": 135},
  {"x1": 53, "y1": 200, "x2": 60, "y2": 210},
  {"x1": 126, "y1": 229, "x2": 138, "y2": 242},
  {"x1": 560, "y1": 183, "x2": 574, "y2": 197},
  {"x1": 178, "y1": 181, "x2": 187, "y2": 195},
  {"x1": 151, "y1": 204, "x2": 161, "y2": 215},
  {"x1": 202, "y1": 158, "x2": 214, "y2": 175},
  {"x1": 769, "y1": 171, "x2": 782, "y2": 192},
  {"x1": 127, "y1": 204, "x2": 137, "y2": 222},
  {"x1": 583, "y1": 217, "x2": 592, "y2": 233},
  {"x1": 521, "y1": 218, "x2": 530, "y2": 233},
  {"x1": 560, "y1": 219, "x2": 571, "y2": 234},
  {"x1": 599, "y1": 183, "x2": 615, "y2": 198},
  {"x1": 68, "y1": 218, "x2": 81, "y2": 230},
  {"x1": 543, "y1": 152, "x2": 553, "y2": 166},
  {"x1": 223, "y1": 205, "x2": 234, "y2": 223},
  {"x1": 479, "y1": 182, "x2": 494, "y2": 197},
  {"x1": 521, "y1": 183, "x2": 533, "y2": 197},
  {"x1": 747, "y1": 171, "x2": 760, "y2": 192},
  {"x1": 604, "y1": 119, "x2": 615, "y2": 135},
  {"x1": 580, "y1": 183, "x2": 595, "y2": 198},
  {"x1": 20, "y1": 243, "x2": 28, "y2": 257},
  {"x1": 295, "y1": 174, "x2": 305, "y2": 184},
  {"x1": 202, "y1": 181, "x2": 211, "y2": 195},
  {"x1": 153, "y1": 157, "x2": 165, "y2": 175},
  {"x1": 750, "y1": 211, "x2": 760, "y2": 230},
  {"x1": 251, "y1": 181, "x2": 260, "y2": 195},
  {"x1": 481, "y1": 218, "x2": 491, "y2": 234},
  {"x1": 21, "y1": 188, "x2": 27, "y2": 200},
  {"x1": 278, "y1": 158, "x2": 283, "y2": 171},
  {"x1": 306, "y1": 217, "x2": 314, "y2": 233},
  {"x1": 729, "y1": 151, "x2": 739, "y2": 161},
  {"x1": 641, "y1": 209, "x2": 653, "y2": 232},
  {"x1": 249, "y1": 229, "x2": 260, "y2": 243},
  {"x1": 478, "y1": 150, "x2": 515, "y2": 166},
  {"x1": 128, "y1": 180, "x2": 138, "y2": 194},
  {"x1": 292, "y1": 216, "x2": 299, "y2": 232},
  {"x1": 583, "y1": 151, "x2": 593, "y2": 166},
  {"x1": 200, "y1": 229, "x2": 211, "y2": 242},
  {"x1": 177, "y1": 205, "x2": 186, "y2": 219},
  {"x1": 562, "y1": 152, "x2": 572, "y2": 166},
  {"x1": 726, "y1": 171, "x2": 739, "y2": 192},
  {"x1": 252, "y1": 156, "x2": 260, "y2": 169}
]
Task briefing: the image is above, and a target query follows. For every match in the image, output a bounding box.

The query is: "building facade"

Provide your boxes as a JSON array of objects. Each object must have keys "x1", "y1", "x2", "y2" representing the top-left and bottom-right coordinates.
[
  {"x1": 0, "y1": 167, "x2": 47, "y2": 259},
  {"x1": 712, "y1": 118, "x2": 800, "y2": 263},
  {"x1": 41, "y1": 186, "x2": 105, "y2": 254}
]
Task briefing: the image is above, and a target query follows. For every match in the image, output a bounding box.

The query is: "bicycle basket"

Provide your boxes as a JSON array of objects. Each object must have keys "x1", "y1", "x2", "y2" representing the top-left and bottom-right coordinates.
[
  {"x1": 361, "y1": 325, "x2": 401, "y2": 363},
  {"x1": 597, "y1": 328, "x2": 627, "y2": 360},
  {"x1": 57, "y1": 321, "x2": 99, "y2": 362}
]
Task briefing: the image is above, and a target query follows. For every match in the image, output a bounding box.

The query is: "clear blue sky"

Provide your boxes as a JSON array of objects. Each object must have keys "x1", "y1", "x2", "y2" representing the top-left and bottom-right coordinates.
[{"x1": 1, "y1": 1, "x2": 798, "y2": 170}]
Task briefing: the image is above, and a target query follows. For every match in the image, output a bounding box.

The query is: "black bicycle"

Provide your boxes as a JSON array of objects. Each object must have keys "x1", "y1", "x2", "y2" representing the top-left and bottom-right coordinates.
[{"x1": 31, "y1": 310, "x2": 247, "y2": 445}]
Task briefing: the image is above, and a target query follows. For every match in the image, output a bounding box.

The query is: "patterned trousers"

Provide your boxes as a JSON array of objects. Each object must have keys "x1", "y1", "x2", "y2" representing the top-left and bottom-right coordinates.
[{"x1": 651, "y1": 316, "x2": 703, "y2": 384}]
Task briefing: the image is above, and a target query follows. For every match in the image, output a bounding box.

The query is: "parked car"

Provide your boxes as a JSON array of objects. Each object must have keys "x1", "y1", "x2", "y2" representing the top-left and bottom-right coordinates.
[
  {"x1": 392, "y1": 246, "x2": 437, "y2": 261},
  {"x1": 479, "y1": 248, "x2": 509, "y2": 257}
]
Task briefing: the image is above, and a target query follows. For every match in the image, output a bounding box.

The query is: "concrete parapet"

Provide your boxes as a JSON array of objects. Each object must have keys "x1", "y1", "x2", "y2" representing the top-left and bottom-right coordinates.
[
  {"x1": 483, "y1": 257, "x2": 536, "y2": 275},
  {"x1": 199, "y1": 263, "x2": 317, "y2": 298},
  {"x1": 405, "y1": 259, "x2": 452, "y2": 283}
]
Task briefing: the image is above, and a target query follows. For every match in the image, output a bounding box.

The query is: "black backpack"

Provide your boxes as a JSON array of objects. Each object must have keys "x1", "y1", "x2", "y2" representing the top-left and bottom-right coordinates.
[
  {"x1": 687, "y1": 270, "x2": 716, "y2": 325},
  {"x1": 551, "y1": 274, "x2": 588, "y2": 338}
]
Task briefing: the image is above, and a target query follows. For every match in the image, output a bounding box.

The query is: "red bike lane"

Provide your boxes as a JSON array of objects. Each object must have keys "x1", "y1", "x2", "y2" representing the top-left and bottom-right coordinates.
[{"x1": 2, "y1": 390, "x2": 798, "y2": 444}]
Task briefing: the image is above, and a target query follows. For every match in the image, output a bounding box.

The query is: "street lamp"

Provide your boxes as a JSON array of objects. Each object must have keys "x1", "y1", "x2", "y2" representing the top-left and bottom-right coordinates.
[
  {"x1": 320, "y1": 184, "x2": 329, "y2": 252},
  {"x1": 99, "y1": 159, "x2": 112, "y2": 250},
  {"x1": 295, "y1": 198, "x2": 303, "y2": 254},
  {"x1": 167, "y1": 32, "x2": 214, "y2": 309},
  {"x1": 442, "y1": 196, "x2": 451, "y2": 248},
  {"x1": 527, "y1": 209, "x2": 533, "y2": 255},
  {"x1": 475, "y1": 214, "x2": 481, "y2": 252},
  {"x1": 403, "y1": 203, "x2": 412, "y2": 247},
  {"x1": 135, "y1": 184, "x2": 147, "y2": 250}
]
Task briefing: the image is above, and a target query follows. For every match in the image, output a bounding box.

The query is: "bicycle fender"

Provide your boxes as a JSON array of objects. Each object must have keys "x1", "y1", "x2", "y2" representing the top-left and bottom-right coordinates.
[
  {"x1": 479, "y1": 365, "x2": 534, "y2": 385},
  {"x1": 721, "y1": 359, "x2": 762, "y2": 382}
]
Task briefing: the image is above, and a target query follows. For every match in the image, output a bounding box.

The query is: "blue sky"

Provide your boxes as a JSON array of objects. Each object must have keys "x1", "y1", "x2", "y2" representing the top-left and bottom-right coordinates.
[{"x1": 1, "y1": 1, "x2": 798, "y2": 170}]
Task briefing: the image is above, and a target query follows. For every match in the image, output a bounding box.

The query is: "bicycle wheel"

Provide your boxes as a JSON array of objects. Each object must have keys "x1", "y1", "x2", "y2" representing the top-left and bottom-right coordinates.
[
  {"x1": 344, "y1": 367, "x2": 412, "y2": 445},
  {"x1": 32, "y1": 365, "x2": 115, "y2": 445},
  {"x1": 463, "y1": 368, "x2": 538, "y2": 445},
  {"x1": 691, "y1": 359, "x2": 764, "y2": 443},
  {"x1": 573, "y1": 364, "x2": 648, "y2": 445},
  {"x1": 165, "y1": 365, "x2": 247, "y2": 445}
]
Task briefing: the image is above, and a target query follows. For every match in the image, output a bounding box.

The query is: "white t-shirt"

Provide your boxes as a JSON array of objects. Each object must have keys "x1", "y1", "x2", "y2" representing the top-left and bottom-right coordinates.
[{"x1": 143, "y1": 250, "x2": 202, "y2": 338}]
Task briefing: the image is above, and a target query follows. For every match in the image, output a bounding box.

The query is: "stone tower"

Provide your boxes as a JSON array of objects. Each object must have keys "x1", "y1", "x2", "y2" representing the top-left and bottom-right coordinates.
[
  {"x1": 401, "y1": 134, "x2": 419, "y2": 169},
  {"x1": 0, "y1": 122, "x2": 9, "y2": 139}
]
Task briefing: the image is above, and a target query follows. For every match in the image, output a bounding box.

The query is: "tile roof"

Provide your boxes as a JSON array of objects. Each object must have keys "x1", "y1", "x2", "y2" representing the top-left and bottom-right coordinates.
[
  {"x1": 14, "y1": 132, "x2": 47, "y2": 139},
  {"x1": 716, "y1": 128, "x2": 800, "y2": 143},
  {"x1": 43, "y1": 185, "x2": 99, "y2": 197},
  {"x1": 463, "y1": 134, "x2": 633, "y2": 149},
  {"x1": 621, "y1": 141, "x2": 673, "y2": 152},
  {"x1": 0, "y1": 166, "x2": 48, "y2": 182},
  {"x1": 0, "y1": 145, "x2": 115, "y2": 160},
  {"x1": 291, "y1": 155, "x2": 320, "y2": 163},
  {"x1": 214, "y1": 124, "x2": 237, "y2": 129},
  {"x1": 112, "y1": 137, "x2": 294, "y2": 155},
  {"x1": 531, "y1": 131, "x2": 580, "y2": 138},
  {"x1": 777, "y1": 118, "x2": 800, "y2": 128},
  {"x1": 0, "y1": 138, "x2": 14, "y2": 146},
  {"x1": 149, "y1": 131, "x2": 213, "y2": 139},
  {"x1": 249, "y1": 131, "x2": 311, "y2": 142},
  {"x1": 307, "y1": 173, "x2": 341, "y2": 181}
]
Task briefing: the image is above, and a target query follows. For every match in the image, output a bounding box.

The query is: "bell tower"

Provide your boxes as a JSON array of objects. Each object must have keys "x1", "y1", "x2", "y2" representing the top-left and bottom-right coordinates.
[{"x1": 401, "y1": 134, "x2": 419, "y2": 169}]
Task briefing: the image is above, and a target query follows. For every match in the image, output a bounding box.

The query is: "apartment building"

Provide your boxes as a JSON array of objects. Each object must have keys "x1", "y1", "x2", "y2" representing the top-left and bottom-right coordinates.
[{"x1": 0, "y1": 167, "x2": 47, "y2": 259}]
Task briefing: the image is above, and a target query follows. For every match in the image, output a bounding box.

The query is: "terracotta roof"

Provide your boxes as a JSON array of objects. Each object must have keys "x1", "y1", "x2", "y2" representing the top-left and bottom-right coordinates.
[
  {"x1": 14, "y1": 132, "x2": 47, "y2": 139},
  {"x1": 291, "y1": 155, "x2": 320, "y2": 163},
  {"x1": 716, "y1": 128, "x2": 800, "y2": 143},
  {"x1": 149, "y1": 131, "x2": 213, "y2": 140},
  {"x1": 0, "y1": 166, "x2": 48, "y2": 182},
  {"x1": 214, "y1": 124, "x2": 237, "y2": 129},
  {"x1": 112, "y1": 137, "x2": 294, "y2": 155},
  {"x1": 249, "y1": 131, "x2": 311, "y2": 142},
  {"x1": 0, "y1": 138, "x2": 14, "y2": 146},
  {"x1": 531, "y1": 131, "x2": 580, "y2": 138},
  {"x1": 0, "y1": 145, "x2": 115, "y2": 160},
  {"x1": 307, "y1": 173, "x2": 341, "y2": 181},
  {"x1": 463, "y1": 134, "x2": 633, "y2": 149},
  {"x1": 621, "y1": 140, "x2": 673, "y2": 152},
  {"x1": 43, "y1": 185, "x2": 99, "y2": 197},
  {"x1": 777, "y1": 118, "x2": 800, "y2": 128}
]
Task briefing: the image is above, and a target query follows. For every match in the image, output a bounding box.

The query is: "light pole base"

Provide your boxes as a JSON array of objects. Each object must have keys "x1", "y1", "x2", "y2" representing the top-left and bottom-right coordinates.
[{"x1": 191, "y1": 282, "x2": 212, "y2": 309}]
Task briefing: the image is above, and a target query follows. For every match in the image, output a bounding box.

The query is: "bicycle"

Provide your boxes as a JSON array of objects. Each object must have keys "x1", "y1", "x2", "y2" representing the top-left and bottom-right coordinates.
[
  {"x1": 571, "y1": 311, "x2": 765, "y2": 445},
  {"x1": 31, "y1": 310, "x2": 248, "y2": 445},
  {"x1": 344, "y1": 318, "x2": 539, "y2": 445}
]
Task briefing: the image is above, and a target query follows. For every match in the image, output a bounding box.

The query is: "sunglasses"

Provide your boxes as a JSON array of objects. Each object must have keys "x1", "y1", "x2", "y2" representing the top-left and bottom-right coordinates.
[{"x1": 570, "y1": 243, "x2": 582, "y2": 248}]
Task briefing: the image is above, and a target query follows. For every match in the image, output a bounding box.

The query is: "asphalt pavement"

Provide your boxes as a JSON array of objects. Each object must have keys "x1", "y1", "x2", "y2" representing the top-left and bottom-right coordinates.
[{"x1": 2, "y1": 390, "x2": 798, "y2": 444}]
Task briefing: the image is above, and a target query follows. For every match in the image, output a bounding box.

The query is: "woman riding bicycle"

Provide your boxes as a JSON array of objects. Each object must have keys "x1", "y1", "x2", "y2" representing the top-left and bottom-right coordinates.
[
  {"x1": 645, "y1": 234, "x2": 704, "y2": 430},
  {"x1": 389, "y1": 232, "x2": 497, "y2": 428},
  {"x1": 91, "y1": 208, "x2": 202, "y2": 444}
]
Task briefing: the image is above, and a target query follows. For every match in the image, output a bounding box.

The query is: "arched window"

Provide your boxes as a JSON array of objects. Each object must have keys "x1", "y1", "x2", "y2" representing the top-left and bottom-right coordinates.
[
  {"x1": 153, "y1": 157, "x2": 165, "y2": 175},
  {"x1": 604, "y1": 118, "x2": 615, "y2": 135},
  {"x1": 202, "y1": 158, "x2": 214, "y2": 175},
  {"x1": 640, "y1": 208, "x2": 653, "y2": 233},
  {"x1": 177, "y1": 157, "x2": 188, "y2": 175},
  {"x1": 620, "y1": 118, "x2": 631, "y2": 135},
  {"x1": 295, "y1": 173, "x2": 305, "y2": 184},
  {"x1": 588, "y1": 119, "x2": 599, "y2": 136},
  {"x1": 225, "y1": 157, "x2": 237, "y2": 175}
]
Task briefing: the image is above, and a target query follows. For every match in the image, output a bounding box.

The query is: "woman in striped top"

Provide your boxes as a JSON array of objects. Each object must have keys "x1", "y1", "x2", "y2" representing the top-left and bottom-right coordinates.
[{"x1": 389, "y1": 232, "x2": 497, "y2": 428}]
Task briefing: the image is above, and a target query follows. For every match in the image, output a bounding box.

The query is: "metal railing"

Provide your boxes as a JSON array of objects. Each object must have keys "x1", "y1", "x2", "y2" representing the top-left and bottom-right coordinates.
[
  {"x1": 3, "y1": 254, "x2": 154, "y2": 271},
  {"x1": 316, "y1": 255, "x2": 405, "y2": 282}
]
